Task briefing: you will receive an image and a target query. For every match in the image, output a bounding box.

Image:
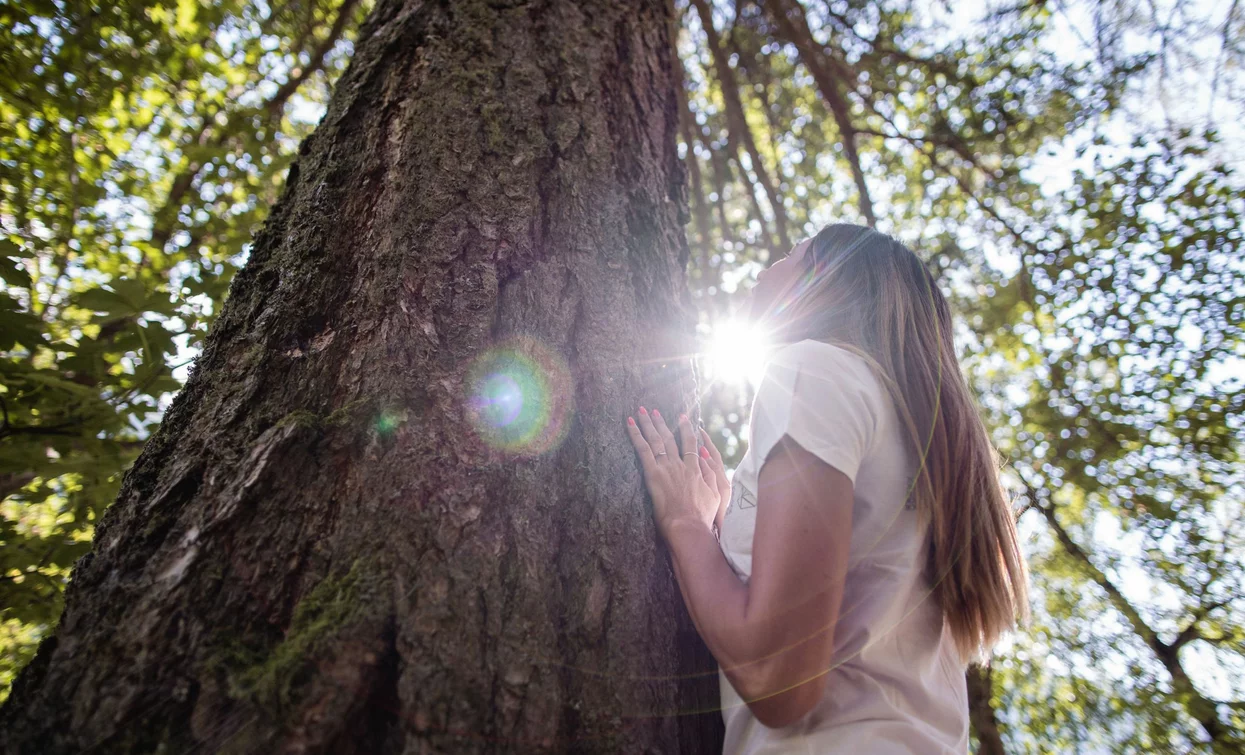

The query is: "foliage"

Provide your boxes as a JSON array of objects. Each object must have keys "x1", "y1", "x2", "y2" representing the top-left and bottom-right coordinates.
[{"x1": 965, "y1": 136, "x2": 1245, "y2": 753}]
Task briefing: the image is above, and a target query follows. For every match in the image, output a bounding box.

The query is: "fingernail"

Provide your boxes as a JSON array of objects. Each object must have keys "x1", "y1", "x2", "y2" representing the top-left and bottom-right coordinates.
[
  {"x1": 639, "y1": 406, "x2": 647, "y2": 414},
  {"x1": 700, "y1": 447, "x2": 710, "y2": 459},
  {"x1": 680, "y1": 413, "x2": 689, "y2": 423},
  {"x1": 652, "y1": 409, "x2": 662, "y2": 419},
  {"x1": 627, "y1": 417, "x2": 636, "y2": 426}
]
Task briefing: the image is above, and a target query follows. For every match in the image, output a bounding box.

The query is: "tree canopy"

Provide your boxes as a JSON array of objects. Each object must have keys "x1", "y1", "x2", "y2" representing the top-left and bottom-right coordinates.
[{"x1": 2, "y1": 0, "x2": 1242, "y2": 751}]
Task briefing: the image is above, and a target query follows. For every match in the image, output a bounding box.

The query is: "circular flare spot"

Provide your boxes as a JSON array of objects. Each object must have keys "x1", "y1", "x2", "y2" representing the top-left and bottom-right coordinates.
[
  {"x1": 375, "y1": 409, "x2": 404, "y2": 436},
  {"x1": 466, "y1": 337, "x2": 573, "y2": 456}
]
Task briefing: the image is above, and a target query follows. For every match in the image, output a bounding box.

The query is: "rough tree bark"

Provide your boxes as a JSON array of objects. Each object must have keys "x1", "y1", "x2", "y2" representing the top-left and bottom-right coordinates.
[{"x1": 0, "y1": 1, "x2": 724, "y2": 752}]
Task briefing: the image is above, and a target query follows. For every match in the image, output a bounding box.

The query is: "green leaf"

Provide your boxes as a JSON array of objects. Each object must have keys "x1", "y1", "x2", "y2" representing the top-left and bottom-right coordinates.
[
  {"x1": 0, "y1": 261, "x2": 31, "y2": 288},
  {"x1": 0, "y1": 295, "x2": 43, "y2": 351},
  {"x1": 75, "y1": 287, "x2": 134, "y2": 316},
  {"x1": 0, "y1": 240, "x2": 33, "y2": 259}
]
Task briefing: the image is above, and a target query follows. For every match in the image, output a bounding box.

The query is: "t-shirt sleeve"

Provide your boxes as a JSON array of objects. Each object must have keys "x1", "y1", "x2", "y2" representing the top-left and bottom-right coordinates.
[{"x1": 747, "y1": 342, "x2": 882, "y2": 484}]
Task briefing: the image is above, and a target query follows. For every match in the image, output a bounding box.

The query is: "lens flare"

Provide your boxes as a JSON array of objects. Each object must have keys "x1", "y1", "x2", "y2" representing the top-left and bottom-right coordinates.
[
  {"x1": 476, "y1": 373, "x2": 524, "y2": 427},
  {"x1": 466, "y1": 337, "x2": 573, "y2": 456},
  {"x1": 705, "y1": 319, "x2": 769, "y2": 387},
  {"x1": 374, "y1": 409, "x2": 405, "y2": 436}
]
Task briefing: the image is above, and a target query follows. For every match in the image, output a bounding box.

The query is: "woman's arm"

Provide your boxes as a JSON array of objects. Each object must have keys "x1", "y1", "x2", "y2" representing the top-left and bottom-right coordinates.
[{"x1": 627, "y1": 411, "x2": 853, "y2": 728}]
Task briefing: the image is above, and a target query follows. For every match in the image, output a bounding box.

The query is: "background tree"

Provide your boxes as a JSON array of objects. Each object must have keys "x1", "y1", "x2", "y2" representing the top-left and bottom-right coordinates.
[{"x1": 2, "y1": 0, "x2": 1243, "y2": 752}]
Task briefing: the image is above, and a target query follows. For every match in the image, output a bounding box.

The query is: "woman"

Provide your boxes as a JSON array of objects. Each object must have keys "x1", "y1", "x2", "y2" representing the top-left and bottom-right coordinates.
[{"x1": 625, "y1": 224, "x2": 1028, "y2": 753}]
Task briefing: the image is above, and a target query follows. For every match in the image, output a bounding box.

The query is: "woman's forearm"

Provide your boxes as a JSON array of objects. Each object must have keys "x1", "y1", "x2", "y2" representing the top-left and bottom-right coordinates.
[
  {"x1": 663, "y1": 519, "x2": 753, "y2": 671},
  {"x1": 663, "y1": 518, "x2": 832, "y2": 727},
  {"x1": 664, "y1": 517, "x2": 819, "y2": 715},
  {"x1": 625, "y1": 412, "x2": 840, "y2": 726}
]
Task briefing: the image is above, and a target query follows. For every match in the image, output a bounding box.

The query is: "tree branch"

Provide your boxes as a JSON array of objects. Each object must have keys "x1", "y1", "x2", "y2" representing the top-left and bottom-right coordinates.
[
  {"x1": 706, "y1": 135, "x2": 736, "y2": 245},
  {"x1": 147, "y1": 0, "x2": 361, "y2": 257},
  {"x1": 689, "y1": 0, "x2": 792, "y2": 257},
  {"x1": 1034, "y1": 494, "x2": 1165, "y2": 653},
  {"x1": 263, "y1": 0, "x2": 361, "y2": 119},
  {"x1": 763, "y1": 0, "x2": 875, "y2": 226},
  {"x1": 0, "y1": 471, "x2": 38, "y2": 502},
  {"x1": 1030, "y1": 485, "x2": 1240, "y2": 751},
  {"x1": 671, "y1": 2, "x2": 713, "y2": 275},
  {"x1": 1171, "y1": 598, "x2": 1232, "y2": 652}
]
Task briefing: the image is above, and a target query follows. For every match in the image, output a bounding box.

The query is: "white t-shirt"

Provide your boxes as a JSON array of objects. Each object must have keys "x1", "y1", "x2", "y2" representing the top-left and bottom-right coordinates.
[{"x1": 717, "y1": 340, "x2": 969, "y2": 754}]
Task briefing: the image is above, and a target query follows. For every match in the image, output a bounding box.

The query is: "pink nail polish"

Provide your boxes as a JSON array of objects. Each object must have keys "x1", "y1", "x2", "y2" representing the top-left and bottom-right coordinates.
[
  {"x1": 700, "y1": 447, "x2": 710, "y2": 459},
  {"x1": 627, "y1": 417, "x2": 635, "y2": 426},
  {"x1": 639, "y1": 406, "x2": 647, "y2": 414},
  {"x1": 652, "y1": 409, "x2": 662, "y2": 419}
]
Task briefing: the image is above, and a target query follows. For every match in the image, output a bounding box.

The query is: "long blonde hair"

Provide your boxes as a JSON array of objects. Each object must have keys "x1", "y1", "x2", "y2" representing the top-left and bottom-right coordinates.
[{"x1": 778, "y1": 223, "x2": 1028, "y2": 661}]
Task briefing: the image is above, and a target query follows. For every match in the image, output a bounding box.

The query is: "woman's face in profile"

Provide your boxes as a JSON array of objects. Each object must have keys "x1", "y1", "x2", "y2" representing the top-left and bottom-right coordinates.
[{"x1": 747, "y1": 238, "x2": 813, "y2": 325}]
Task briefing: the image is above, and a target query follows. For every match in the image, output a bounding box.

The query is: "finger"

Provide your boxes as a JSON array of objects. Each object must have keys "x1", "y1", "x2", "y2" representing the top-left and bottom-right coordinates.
[
  {"x1": 700, "y1": 427, "x2": 724, "y2": 465},
  {"x1": 698, "y1": 446, "x2": 720, "y2": 483},
  {"x1": 635, "y1": 407, "x2": 668, "y2": 457},
  {"x1": 620, "y1": 421, "x2": 652, "y2": 473},
  {"x1": 698, "y1": 453, "x2": 715, "y2": 487},
  {"x1": 699, "y1": 428, "x2": 731, "y2": 492},
  {"x1": 677, "y1": 414, "x2": 696, "y2": 455},
  {"x1": 698, "y1": 427, "x2": 726, "y2": 471},
  {"x1": 651, "y1": 409, "x2": 680, "y2": 457},
  {"x1": 677, "y1": 414, "x2": 699, "y2": 471}
]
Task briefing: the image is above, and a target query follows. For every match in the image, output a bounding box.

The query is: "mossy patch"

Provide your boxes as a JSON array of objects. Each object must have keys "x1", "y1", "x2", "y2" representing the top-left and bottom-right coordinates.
[
  {"x1": 274, "y1": 397, "x2": 376, "y2": 435},
  {"x1": 323, "y1": 396, "x2": 376, "y2": 428},
  {"x1": 212, "y1": 557, "x2": 384, "y2": 715},
  {"x1": 275, "y1": 409, "x2": 321, "y2": 431}
]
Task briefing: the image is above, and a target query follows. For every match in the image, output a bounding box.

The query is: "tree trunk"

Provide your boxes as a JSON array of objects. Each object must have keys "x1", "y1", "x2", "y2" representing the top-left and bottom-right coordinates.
[
  {"x1": 966, "y1": 663, "x2": 1006, "y2": 755},
  {"x1": 0, "y1": 1, "x2": 723, "y2": 753}
]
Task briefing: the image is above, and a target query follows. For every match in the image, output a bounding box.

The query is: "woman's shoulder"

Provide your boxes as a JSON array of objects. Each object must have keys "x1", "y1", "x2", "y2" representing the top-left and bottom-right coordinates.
[
  {"x1": 768, "y1": 339, "x2": 881, "y2": 388},
  {"x1": 751, "y1": 340, "x2": 891, "y2": 478}
]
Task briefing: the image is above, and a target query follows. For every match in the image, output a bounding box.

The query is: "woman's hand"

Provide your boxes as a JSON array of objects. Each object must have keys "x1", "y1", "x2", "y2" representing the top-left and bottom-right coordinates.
[
  {"x1": 699, "y1": 426, "x2": 732, "y2": 529},
  {"x1": 625, "y1": 407, "x2": 723, "y2": 537}
]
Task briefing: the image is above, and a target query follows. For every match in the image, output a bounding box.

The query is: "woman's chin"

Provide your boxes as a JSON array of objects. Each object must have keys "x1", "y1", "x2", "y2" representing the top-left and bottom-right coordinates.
[
  {"x1": 740, "y1": 292, "x2": 766, "y2": 325},
  {"x1": 744, "y1": 300, "x2": 778, "y2": 333},
  {"x1": 738, "y1": 299, "x2": 755, "y2": 325},
  {"x1": 739, "y1": 292, "x2": 791, "y2": 343}
]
